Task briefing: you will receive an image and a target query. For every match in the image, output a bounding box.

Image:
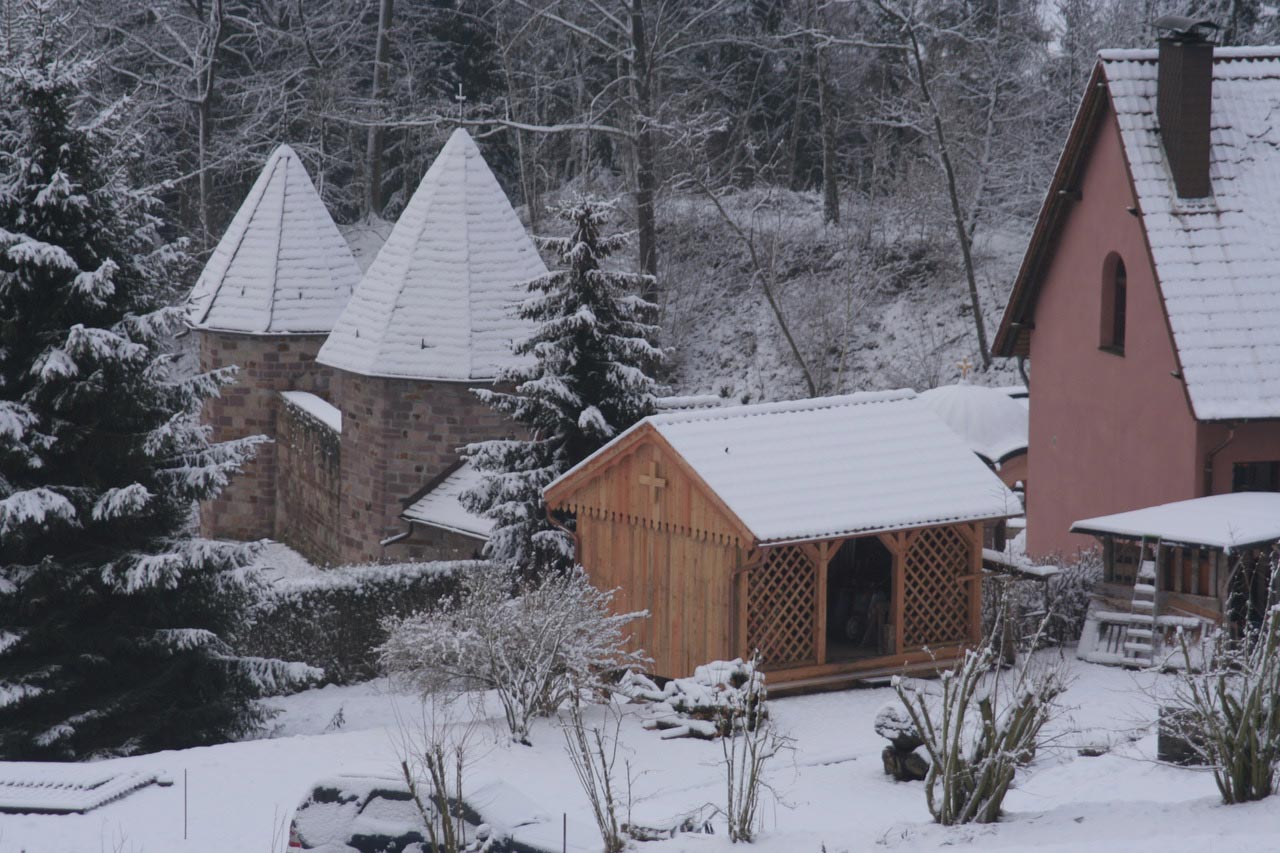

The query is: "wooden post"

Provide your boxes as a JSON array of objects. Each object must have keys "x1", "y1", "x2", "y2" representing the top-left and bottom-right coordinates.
[
  {"x1": 892, "y1": 532, "x2": 906, "y2": 655},
  {"x1": 816, "y1": 540, "x2": 831, "y2": 665},
  {"x1": 969, "y1": 523, "x2": 983, "y2": 645}
]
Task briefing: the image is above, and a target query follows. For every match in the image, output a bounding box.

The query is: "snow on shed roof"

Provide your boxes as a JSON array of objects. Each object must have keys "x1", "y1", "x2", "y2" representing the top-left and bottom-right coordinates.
[
  {"x1": 918, "y1": 383, "x2": 1028, "y2": 463},
  {"x1": 1100, "y1": 47, "x2": 1280, "y2": 419},
  {"x1": 550, "y1": 390, "x2": 1019, "y2": 545},
  {"x1": 187, "y1": 145, "x2": 360, "y2": 334},
  {"x1": 317, "y1": 129, "x2": 547, "y2": 381},
  {"x1": 401, "y1": 460, "x2": 492, "y2": 539},
  {"x1": 1072, "y1": 492, "x2": 1280, "y2": 551}
]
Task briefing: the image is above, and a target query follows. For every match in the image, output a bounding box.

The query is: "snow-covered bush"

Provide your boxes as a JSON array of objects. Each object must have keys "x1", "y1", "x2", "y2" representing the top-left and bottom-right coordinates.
[
  {"x1": 893, "y1": 614, "x2": 1065, "y2": 825},
  {"x1": 981, "y1": 551, "x2": 1101, "y2": 652},
  {"x1": 1169, "y1": 604, "x2": 1280, "y2": 804},
  {"x1": 1043, "y1": 551, "x2": 1102, "y2": 644},
  {"x1": 380, "y1": 565, "x2": 647, "y2": 744},
  {"x1": 237, "y1": 561, "x2": 466, "y2": 683}
]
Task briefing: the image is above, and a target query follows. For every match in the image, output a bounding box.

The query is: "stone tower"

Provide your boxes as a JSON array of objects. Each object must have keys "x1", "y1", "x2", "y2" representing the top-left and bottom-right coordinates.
[
  {"x1": 188, "y1": 144, "x2": 361, "y2": 541},
  {"x1": 317, "y1": 129, "x2": 548, "y2": 562}
]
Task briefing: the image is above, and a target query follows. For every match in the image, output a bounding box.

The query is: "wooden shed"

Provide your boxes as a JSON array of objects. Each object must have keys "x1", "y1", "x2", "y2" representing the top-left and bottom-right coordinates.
[{"x1": 544, "y1": 390, "x2": 1021, "y2": 689}]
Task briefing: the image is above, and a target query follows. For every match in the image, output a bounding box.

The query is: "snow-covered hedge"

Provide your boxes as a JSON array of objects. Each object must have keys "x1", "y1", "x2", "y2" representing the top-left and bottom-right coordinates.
[{"x1": 236, "y1": 561, "x2": 472, "y2": 683}]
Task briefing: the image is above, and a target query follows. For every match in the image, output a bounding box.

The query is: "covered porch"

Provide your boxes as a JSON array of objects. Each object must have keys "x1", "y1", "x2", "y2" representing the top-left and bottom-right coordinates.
[
  {"x1": 738, "y1": 522, "x2": 986, "y2": 688},
  {"x1": 1071, "y1": 492, "x2": 1280, "y2": 666}
]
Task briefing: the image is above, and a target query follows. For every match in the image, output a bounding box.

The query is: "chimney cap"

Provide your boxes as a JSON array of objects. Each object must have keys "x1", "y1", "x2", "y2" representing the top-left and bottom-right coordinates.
[{"x1": 1154, "y1": 15, "x2": 1221, "y2": 44}]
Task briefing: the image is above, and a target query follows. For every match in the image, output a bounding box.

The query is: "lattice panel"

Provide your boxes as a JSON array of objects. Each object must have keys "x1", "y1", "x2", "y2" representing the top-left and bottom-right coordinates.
[
  {"x1": 747, "y1": 545, "x2": 817, "y2": 668},
  {"x1": 902, "y1": 526, "x2": 971, "y2": 649}
]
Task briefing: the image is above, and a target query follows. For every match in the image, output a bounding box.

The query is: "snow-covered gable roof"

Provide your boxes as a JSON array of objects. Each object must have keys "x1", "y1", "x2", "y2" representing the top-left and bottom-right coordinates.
[
  {"x1": 188, "y1": 145, "x2": 360, "y2": 334},
  {"x1": 1072, "y1": 492, "x2": 1280, "y2": 551},
  {"x1": 1104, "y1": 49, "x2": 1280, "y2": 419},
  {"x1": 549, "y1": 390, "x2": 1019, "y2": 546},
  {"x1": 317, "y1": 129, "x2": 547, "y2": 381},
  {"x1": 918, "y1": 383, "x2": 1028, "y2": 464},
  {"x1": 401, "y1": 461, "x2": 492, "y2": 539}
]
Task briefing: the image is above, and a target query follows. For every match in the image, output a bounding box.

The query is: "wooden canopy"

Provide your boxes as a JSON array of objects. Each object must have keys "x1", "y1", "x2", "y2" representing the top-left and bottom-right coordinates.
[{"x1": 546, "y1": 393, "x2": 1017, "y2": 686}]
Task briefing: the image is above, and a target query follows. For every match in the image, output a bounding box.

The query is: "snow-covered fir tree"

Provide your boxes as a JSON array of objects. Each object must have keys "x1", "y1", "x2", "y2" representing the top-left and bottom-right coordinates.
[
  {"x1": 0, "y1": 30, "x2": 316, "y2": 759},
  {"x1": 463, "y1": 198, "x2": 663, "y2": 573}
]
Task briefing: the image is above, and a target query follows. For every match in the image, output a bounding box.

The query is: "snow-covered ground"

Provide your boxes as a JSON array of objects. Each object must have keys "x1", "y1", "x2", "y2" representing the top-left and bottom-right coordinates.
[{"x1": 2, "y1": 654, "x2": 1277, "y2": 853}]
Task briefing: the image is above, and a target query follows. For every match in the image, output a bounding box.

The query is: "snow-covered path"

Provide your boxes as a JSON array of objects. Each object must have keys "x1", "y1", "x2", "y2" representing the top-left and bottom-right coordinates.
[{"x1": 1, "y1": 657, "x2": 1277, "y2": 853}]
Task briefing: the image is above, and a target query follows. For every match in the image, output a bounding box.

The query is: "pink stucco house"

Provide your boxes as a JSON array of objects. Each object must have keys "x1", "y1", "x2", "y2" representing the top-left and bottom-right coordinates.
[{"x1": 995, "y1": 25, "x2": 1280, "y2": 560}]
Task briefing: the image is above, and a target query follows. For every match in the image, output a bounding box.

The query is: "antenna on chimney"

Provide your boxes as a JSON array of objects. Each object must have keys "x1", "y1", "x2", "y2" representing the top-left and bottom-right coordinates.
[{"x1": 1154, "y1": 15, "x2": 1221, "y2": 44}]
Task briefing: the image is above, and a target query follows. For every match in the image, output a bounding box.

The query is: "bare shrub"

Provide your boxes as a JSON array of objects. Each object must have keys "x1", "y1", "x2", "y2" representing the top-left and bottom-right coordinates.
[
  {"x1": 561, "y1": 697, "x2": 630, "y2": 853},
  {"x1": 1169, "y1": 601, "x2": 1280, "y2": 804},
  {"x1": 718, "y1": 657, "x2": 789, "y2": 842},
  {"x1": 394, "y1": 694, "x2": 481, "y2": 853},
  {"x1": 893, "y1": 608, "x2": 1065, "y2": 825},
  {"x1": 380, "y1": 565, "x2": 646, "y2": 745}
]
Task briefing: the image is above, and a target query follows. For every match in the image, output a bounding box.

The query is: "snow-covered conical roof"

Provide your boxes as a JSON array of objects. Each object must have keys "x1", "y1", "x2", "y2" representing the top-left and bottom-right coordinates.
[
  {"x1": 187, "y1": 145, "x2": 360, "y2": 335},
  {"x1": 918, "y1": 383, "x2": 1029, "y2": 464},
  {"x1": 317, "y1": 129, "x2": 547, "y2": 381}
]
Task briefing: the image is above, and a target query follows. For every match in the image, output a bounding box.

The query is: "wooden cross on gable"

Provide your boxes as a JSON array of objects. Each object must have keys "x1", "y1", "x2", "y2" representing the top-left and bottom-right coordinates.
[{"x1": 638, "y1": 459, "x2": 667, "y2": 503}]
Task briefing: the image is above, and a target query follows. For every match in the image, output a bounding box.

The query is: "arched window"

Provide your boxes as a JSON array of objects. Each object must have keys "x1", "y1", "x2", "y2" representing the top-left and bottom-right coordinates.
[{"x1": 1100, "y1": 253, "x2": 1127, "y2": 354}]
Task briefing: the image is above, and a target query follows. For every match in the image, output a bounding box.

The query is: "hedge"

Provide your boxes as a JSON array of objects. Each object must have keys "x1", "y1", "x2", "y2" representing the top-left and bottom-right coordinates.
[{"x1": 236, "y1": 560, "x2": 479, "y2": 684}]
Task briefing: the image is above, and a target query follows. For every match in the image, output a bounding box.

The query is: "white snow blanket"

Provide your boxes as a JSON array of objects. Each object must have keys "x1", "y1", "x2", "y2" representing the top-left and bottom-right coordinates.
[
  {"x1": 0, "y1": 765, "x2": 166, "y2": 814},
  {"x1": 918, "y1": 383, "x2": 1028, "y2": 464},
  {"x1": 280, "y1": 390, "x2": 342, "y2": 433}
]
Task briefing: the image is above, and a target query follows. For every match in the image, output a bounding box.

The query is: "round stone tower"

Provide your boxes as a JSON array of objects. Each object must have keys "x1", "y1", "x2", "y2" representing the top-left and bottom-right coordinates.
[
  {"x1": 187, "y1": 144, "x2": 361, "y2": 542},
  {"x1": 317, "y1": 129, "x2": 547, "y2": 563}
]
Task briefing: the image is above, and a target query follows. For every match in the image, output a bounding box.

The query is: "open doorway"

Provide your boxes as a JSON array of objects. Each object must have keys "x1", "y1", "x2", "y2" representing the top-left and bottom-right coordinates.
[{"x1": 826, "y1": 536, "x2": 893, "y2": 661}]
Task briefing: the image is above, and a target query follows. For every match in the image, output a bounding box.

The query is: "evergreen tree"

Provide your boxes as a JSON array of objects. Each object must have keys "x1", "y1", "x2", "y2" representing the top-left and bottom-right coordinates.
[
  {"x1": 0, "y1": 29, "x2": 315, "y2": 759},
  {"x1": 464, "y1": 198, "x2": 663, "y2": 574}
]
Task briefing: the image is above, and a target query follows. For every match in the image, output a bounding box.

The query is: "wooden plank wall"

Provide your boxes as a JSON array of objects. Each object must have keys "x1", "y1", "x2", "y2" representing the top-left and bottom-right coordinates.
[
  {"x1": 576, "y1": 511, "x2": 740, "y2": 678},
  {"x1": 555, "y1": 438, "x2": 745, "y2": 546}
]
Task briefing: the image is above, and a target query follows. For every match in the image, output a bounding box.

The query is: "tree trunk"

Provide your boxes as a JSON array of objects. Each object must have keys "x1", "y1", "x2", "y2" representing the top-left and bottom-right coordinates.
[
  {"x1": 629, "y1": 0, "x2": 659, "y2": 288},
  {"x1": 366, "y1": 0, "x2": 394, "y2": 217},
  {"x1": 818, "y1": 46, "x2": 839, "y2": 225},
  {"x1": 906, "y1": 25, "x2": 990, "y2": 368}
]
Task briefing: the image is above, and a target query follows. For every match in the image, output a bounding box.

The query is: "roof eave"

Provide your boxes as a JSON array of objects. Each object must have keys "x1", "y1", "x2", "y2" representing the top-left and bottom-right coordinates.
[
  {"x1": 755, "y1": 509, "x2": 1021, "y2": 549},
  {"x1": 994, "y1": 61, "x2": 1111, "y2": 356}
]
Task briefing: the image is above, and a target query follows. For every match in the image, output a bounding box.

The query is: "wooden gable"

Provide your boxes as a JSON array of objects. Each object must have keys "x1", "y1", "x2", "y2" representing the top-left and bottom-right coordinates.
[{"x1": 545, "y1": 423, "x2": 752, "y2": 547}]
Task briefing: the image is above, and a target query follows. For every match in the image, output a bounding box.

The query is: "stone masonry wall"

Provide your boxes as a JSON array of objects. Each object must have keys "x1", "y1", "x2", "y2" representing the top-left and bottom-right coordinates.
[
  {"x1": 197, "y1": 331, "x2": 331, "y2": 541},
  {"x1": 334, "y1": 369, "x2": 514, "y2": 563},
  {"x1": 392, "y1": 526, "x2": 487, "y2": 562},
  {"x1": 275, "y1": 399, "x2": 342, "y2": 565}
]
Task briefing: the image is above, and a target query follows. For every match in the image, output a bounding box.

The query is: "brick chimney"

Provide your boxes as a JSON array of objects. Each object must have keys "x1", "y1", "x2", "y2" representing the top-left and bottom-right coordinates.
[{"x1": 1155, "y1": 16, "x2": 1219, "y2": 199}]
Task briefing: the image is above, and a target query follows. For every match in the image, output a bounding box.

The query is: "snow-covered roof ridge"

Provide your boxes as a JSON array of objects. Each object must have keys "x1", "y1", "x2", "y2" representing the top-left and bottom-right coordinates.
[
  {"x1": 648, "y1": 388, "x2": 915, "y2": 427},
  {"x1": 188, "y1": 144, "x2": 360, "y2": 335},
  {"x1": 549, "y1": 389, "x2": 1020, "y2": 546},
  {"x1": 317, "y1": 129, "x2": 548, "y2": 381},
  {"x1": 1101, "y1": 49, "x2": 1280, "y2": 419}
]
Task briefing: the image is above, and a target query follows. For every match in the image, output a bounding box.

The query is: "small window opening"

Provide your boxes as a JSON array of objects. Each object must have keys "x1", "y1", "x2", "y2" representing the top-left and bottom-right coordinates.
[{"x1": 1100, "y1": 254, "x2": 1127, "y2": 354}]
